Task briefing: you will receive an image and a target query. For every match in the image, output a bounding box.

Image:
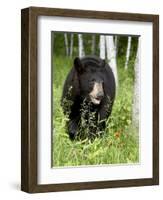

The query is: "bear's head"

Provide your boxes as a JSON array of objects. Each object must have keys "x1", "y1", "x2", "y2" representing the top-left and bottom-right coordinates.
[{"x1": 74, "y1": 56, "x2": 105, "y2": 105}]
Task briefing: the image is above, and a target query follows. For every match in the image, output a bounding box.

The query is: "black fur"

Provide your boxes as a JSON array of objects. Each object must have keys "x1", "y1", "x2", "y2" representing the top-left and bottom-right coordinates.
[{"x1": 61, "y1": 56, "x2": 116, "y2": 140}]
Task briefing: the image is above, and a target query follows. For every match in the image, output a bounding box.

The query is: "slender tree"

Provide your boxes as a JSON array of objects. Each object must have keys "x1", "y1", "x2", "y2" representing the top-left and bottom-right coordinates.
[
  {"x1": 70, "y1": 33, "x2": 74, "y2": 57},
  {"x1": 114, "y1": 35, "x2": 118, "y2": 59},
  {"x1": 105, "y1": 35, "x2": 118, "y2": 87},
  {"x1": 132, "y1": 38, "x2": 140, "y2": 126},
  {"x1": 64, "y1": 33, "x2": 69, "y2": 56},
  {"x1": 78, "y1": 34, "x2": 85, "y2": 58},
  {"x1": 99, "y1": 35, "x2": 106, "y2": 59},
  {"x1": 125, "y1": 36, "x2": 132, "y2": 70}
]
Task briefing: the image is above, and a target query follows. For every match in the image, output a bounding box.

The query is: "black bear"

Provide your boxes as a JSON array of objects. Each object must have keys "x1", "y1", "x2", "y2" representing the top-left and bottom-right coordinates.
[{"x1": 61, "y1": 56, "x2": 116, "y2": 140}]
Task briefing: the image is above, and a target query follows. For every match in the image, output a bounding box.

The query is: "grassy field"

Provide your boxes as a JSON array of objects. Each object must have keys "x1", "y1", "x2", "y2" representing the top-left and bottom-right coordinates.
[{"x1": 52, "y1": 55, "x2": 139, "y2": 167}]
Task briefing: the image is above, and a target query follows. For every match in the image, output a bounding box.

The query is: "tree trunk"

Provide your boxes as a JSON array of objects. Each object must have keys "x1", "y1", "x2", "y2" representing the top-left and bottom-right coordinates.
[
  {"x1": 132, "y1": 38, "x2": 140, "y2": 126},
  {"x1": 105, "y1": 35, "x2": 118, "y2": 87},
  {"x1": 70, "y1": 33, "x2": 74, "y2": 57},
  {"x1": 91, "y1": 34, "x2": 96, "y2": 55},
  {"x1": 125, "y1": 36, "x2": 132, "y2": 70},
  {"x1": 78, "y1": 34, "x2": 85, "y2": 58},
  {"x1": 114, "y1": 35, "x2": 118, "y2": 59},
  {"x1": 64, "y1": 33, "x2": 69, "y2": 56},
  {"x1": 99, "y1": 35, "x2": 106, "y2": 59}
]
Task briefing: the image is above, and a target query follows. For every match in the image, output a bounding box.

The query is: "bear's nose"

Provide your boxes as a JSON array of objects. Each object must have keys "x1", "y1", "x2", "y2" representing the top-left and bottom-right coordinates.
[{"x1": 96, "y1": 91, "x2": 104, "y2": 99}]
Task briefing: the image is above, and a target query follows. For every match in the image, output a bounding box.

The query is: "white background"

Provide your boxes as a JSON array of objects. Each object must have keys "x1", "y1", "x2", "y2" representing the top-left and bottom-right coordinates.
[
  {"x1": 0, "y1": 0, "x2": 161, "y2": 199},
  {"x1": 38, "y1": 17, "x2": 153, "y2": 184}
]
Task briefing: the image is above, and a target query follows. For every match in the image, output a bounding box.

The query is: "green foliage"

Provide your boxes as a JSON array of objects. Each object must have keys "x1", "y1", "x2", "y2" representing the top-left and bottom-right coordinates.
[
  {"x1": 117, "y1": 36, "x2": 138, "y2": 70},
  {"x1": 52, "y1": 55, "x2": 139, "y2": 167}
]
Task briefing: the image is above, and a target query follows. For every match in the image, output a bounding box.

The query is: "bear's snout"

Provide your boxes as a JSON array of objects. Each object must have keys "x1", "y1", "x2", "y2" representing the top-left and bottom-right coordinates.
[
  {"x1": 96, "y1": 91, "x2": 104, "y2": 99},
  {"x1": 89, "y1": 82, "x2": 104, "y2": 105}
]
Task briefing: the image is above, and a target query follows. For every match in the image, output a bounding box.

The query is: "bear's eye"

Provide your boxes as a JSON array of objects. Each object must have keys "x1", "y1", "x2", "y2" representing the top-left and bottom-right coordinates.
[{"x1": 90, "y1": 79, "x2": 95, "y2": 83}]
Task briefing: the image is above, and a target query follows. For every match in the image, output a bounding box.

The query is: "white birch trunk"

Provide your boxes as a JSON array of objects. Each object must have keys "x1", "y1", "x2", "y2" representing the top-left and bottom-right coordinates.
[
  {"x1": 91, "y1": 34, "x2": 96, "y2": 55},
  {"x1": 114, "y1": 36, "x2": 118, "y2": 59},
  {"x1": 125, "y1": 36, "x2": 132, "y2": 70},
  {"x1": 99, "y1": 35, "x2": 106, "y2": 59},
  {"x1": 64, "y1": 33, "x2": 69, "y2": 56},
  {"x1": 70, "y1": 33, "x2": 74, "y2": 57},
  {"x1": 132, "y1": 38, "x2": 140, "y2": 126},
  {"x1": 105, "y1": 35, "x2": 118, "y2": 87},
  {"x1": 78, "y1": 34, "x2": 85, "y2": 58}
]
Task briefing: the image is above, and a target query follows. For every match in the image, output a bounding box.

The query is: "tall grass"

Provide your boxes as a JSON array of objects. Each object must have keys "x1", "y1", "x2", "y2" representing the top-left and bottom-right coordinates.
[{"x1": 52, "y1": 55, "x2": 139, "y2": 167}]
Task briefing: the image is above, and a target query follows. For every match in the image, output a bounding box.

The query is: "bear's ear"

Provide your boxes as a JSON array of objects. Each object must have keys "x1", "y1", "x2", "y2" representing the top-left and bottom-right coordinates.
[
  {"x1": 74, "y1": 57, "x2": 84, "y2": 73},
  {"x1": 101, "y1": 59, "x2": 106, "y2": 68}
]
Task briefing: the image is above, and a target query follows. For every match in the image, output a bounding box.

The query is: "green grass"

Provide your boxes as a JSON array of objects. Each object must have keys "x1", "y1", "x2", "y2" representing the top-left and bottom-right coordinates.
[{"x1": 52, "y1": 55, "x2": 139, "y2": 167}]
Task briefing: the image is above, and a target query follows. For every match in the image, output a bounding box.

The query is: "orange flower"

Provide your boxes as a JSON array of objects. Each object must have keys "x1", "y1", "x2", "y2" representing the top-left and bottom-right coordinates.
[{"x1": 114, "y1": 131, "x2": 121, "y2": 138}]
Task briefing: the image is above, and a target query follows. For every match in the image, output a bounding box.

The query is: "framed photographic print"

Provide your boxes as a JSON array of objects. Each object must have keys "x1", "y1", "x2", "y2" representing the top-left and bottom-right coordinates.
[{"x1": 21, "y1": 7, "x2": 159, "y2": 193}]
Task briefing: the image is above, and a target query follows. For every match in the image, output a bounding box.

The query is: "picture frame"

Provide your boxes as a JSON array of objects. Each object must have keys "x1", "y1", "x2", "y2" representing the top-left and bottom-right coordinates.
[{"x1": 21, "y1": 6, "x2": 159, "y2": 193}]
